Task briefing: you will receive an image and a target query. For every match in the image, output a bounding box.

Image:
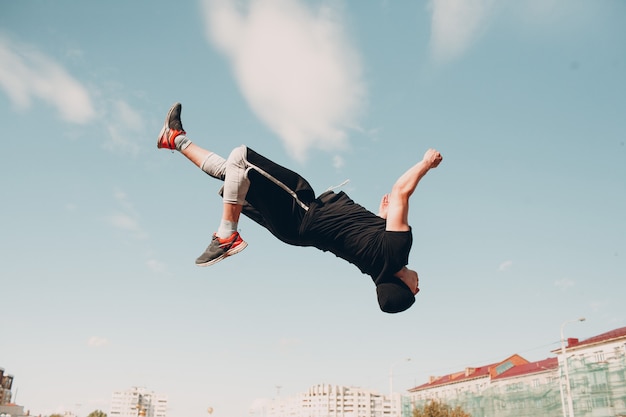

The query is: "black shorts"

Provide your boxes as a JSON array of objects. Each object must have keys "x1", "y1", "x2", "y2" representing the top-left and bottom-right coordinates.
[{"x1": 241, "y1": 147, "x2": 317, "y2": 246}]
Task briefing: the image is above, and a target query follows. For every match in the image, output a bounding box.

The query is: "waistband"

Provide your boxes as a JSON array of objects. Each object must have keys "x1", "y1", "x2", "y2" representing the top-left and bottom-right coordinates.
[{"x1": 316, "y1": 190, "x2": 337, "y2": 204}]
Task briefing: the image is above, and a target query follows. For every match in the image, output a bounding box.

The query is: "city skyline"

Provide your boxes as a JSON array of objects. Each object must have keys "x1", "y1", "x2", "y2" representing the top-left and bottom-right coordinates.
[{"x1": 3, "y1": 324, "x2": 626, "y2": 416}]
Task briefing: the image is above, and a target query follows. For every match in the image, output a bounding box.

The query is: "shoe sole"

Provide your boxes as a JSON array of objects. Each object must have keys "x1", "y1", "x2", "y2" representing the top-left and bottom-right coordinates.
[
  {"x1": 196, "y1": 241, "x2": 248, "y2": 267},
  {"x1": 157, "y1": 103, "x2": 179, "y2": 149}
]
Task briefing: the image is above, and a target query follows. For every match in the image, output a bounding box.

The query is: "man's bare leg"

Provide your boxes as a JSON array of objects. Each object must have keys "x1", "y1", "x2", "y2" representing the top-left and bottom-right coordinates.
[
  {"x1": 179, "y1": 142, "x2": 214, "y2": 170},
  {"x1": 178, "y1": 143, "x2": 243, "y2": 223},
  {"x1": 179, "y1": 143, "x2": 247, "y2": 265}
]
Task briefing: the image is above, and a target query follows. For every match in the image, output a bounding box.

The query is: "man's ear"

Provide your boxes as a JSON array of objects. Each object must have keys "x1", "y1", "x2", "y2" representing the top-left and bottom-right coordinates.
[{"x1": 378, "y1": 194, "x2": 389, "y2": 218}]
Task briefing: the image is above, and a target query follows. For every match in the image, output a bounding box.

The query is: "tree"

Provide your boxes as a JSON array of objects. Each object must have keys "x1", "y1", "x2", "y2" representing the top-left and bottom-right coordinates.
[
  {"x1": 413, "y1": 400, "x2": 472, "y2": 417},
  {"x1": 87, "y1": 410, "x2": 107, "y2": 417}
]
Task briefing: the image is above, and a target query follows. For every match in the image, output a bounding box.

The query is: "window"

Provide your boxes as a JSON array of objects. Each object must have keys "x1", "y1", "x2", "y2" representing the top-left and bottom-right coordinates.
[
  {"x1": 592, "y1": 397, "x2": 609, "y2": 408},
  {"x1": 591, "y1": 371, "x2": 608, "y2": 390},
  {"x1": 594, "y1": 351, "x2": 605, "y2": 362}
]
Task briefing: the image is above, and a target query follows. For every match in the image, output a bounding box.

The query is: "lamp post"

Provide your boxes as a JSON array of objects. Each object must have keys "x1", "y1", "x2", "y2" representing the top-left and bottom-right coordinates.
[
  {"x1": 389, "y1": 358, "x2": 411, "y2": 417},
  {"x1": 389, "y1": 358, "x2": 411, "y2": 397},
  {"x1": 560, "y1": 317, "x2": 585, "y2": 417}
]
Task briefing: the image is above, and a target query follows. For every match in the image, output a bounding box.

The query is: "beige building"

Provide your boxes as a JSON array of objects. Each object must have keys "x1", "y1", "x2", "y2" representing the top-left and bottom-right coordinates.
[
  {"x1": 249, "y1": 383, "x2": 408, "y2": 417},
  {"x1": 110, "y1": 386, "x2": 168, "y2": 417},
  {"x1": 407, "y1": 326, "x2": 626, "y2": 417}
]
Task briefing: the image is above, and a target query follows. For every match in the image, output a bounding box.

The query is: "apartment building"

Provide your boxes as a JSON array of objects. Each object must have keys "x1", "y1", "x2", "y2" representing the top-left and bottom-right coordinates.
[
  {"x1": 407, "y1": 326, "x2": 626, "y2": 417},
  {"x1": 0, "y1": 368, "x2": 13, "y2": 405},
  {"x1": 249, "y1": 383, "x2": 409, "y2": 417},
  {"x1": 0, "y1": 367, "x2": 28, "y2": 417},
  {"x1": 555, "y1": 326, "x2": 626, "y2": 416},
  {"x1": 110, "y1": 386, "x2": 168, "y2": 417}
]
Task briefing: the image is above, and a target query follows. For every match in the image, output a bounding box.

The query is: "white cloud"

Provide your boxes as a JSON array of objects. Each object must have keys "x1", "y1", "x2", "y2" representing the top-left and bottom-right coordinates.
[
  {"x1": 428, "y1": 0, "x2": 497, "y2": 64},
  {"x1": 114, "y1": 189, "x2": 132, "y2": 209},
  {"x1": 146, "y1": 258, "x2": 166, "y2": 273},
  {"x1": 332, "y1": 155, "x2": 345, "y2": 170},
  {"x1": 108, "y1": 212, "x2": 141, "y2": 232},
  {"x1": 202, "y1": 0, "x2": 365, "y2": 161},
  {"x1": 104, "y1": 99, "x2": 145, "y2": 155},
  {"x1": 554, "y1": 278, "x2": 575, "y2": 290},
  {"x1": 106, "y1": 189, "x2": 147, "y2": 239},
  {"x1": 498, "y1": 260, "x2": 513, "y2": 271},
  {"x1": 0, "y1": 36, "x2": 147, "y2": 154},
  {"x1": 87, "y1": 336, "x2": 109, "y2": 348},
  {"x1": 0, "y1": 35, "x2": 95, "y2": 123}
]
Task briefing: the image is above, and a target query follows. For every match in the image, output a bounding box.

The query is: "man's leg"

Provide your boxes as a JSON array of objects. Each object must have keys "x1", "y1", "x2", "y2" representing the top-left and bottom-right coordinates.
[
  {"x1": 157, "y1": 103, "x2": 248, "y2": 266},
  {"x1": 180, "y1": 144, "x2": 246, "y2": 240},
  {"x1": 193, "y1": 146, "x2": 250, "y2": 266},
  {"x1": 157, "y1": 103, "x2": 228, "y2": 179}
]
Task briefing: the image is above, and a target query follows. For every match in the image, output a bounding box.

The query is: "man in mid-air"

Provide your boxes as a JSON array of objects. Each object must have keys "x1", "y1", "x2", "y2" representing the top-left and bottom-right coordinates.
[{"x1": 157, "y1": 103, "x2": 443, "y2": 313}]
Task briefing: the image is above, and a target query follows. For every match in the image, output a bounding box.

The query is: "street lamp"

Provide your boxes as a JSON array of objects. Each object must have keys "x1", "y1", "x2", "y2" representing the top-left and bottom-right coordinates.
[
  {"x1": 389, "y1": 358, "x2": 411, "y2": 417},
  {"x1": 389, "y1": 357, "x2": 411, "y2": 397},
  {"x1": 560, "y1": 317, "x2": 585, "y2": 417}
]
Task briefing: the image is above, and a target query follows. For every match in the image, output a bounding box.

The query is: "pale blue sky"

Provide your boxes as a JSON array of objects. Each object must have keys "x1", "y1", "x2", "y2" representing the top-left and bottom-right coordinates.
[{"x1": 1, "y1": 1, "x2": 624, "y2": 416}]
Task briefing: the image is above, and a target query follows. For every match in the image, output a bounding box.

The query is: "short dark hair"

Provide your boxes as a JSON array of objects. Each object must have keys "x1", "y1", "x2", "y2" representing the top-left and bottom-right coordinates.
[{"x1": 376, "y1": 280, "x2": 415, "y2": 313}]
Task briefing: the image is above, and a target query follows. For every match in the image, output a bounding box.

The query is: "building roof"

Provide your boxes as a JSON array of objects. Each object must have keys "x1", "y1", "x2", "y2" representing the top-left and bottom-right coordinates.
[
  {"x1": 491, "y1": 357, "x2": 558, "y2": 381},
  {"x1": 408, "y1": 362, "x2": 500, "y2": 391},
  {"x1": 570, "y1": 326, "x2": 626, "y2": 349},
  {"x1": 409, "y1": 363, "x2": 498, "y2": 392},
  {"x1": 409, "y1": 354, "x2": 534, "y2": 392},
  {"x1": 409, "y1": 326, "x2": 626, "y2": 393},
  {"x1": 408, "y1": 355, "x2": 558, "y2": 392}
]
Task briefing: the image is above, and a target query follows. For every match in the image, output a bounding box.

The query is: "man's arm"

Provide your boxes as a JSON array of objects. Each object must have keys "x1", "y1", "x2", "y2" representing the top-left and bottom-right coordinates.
[{"x1": 384, "y1": 149, "x2": 442, "y2": 231}]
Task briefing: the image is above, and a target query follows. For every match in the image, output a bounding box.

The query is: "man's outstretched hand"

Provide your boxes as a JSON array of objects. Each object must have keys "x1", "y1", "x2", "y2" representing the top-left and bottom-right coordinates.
[{"x1": 423, "y1": 148, "x2": 443, "y2": 169}]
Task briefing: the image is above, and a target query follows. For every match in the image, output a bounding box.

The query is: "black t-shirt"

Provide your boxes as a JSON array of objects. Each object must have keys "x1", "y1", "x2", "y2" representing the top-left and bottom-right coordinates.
[{"x1": 301, "y1": 191, "x2": 413, "y2": 285}]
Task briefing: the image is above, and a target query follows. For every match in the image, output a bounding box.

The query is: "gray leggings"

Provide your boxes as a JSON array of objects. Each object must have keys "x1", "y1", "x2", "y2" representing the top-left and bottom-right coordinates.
[{"x1": 199, "y1": 145, "x2": 250, "y2": 205}]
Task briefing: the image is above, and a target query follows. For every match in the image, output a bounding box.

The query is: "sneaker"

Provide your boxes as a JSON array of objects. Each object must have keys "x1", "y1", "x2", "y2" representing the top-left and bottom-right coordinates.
[
  {"x1": 157, "y1": 102, "x2": 186, "y2": 150},
  {"x1": 195, "y1": 232, "x2": 248, "y2": 267}
]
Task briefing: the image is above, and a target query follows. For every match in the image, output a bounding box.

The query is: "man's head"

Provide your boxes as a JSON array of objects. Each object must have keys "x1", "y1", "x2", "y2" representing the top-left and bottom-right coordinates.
[{"x1": 376, "y1": 267, "x2": 419, "y2": 313}]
